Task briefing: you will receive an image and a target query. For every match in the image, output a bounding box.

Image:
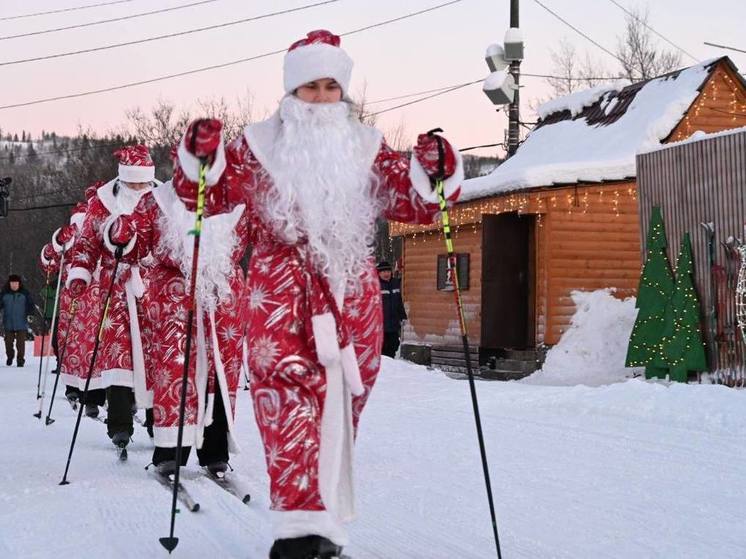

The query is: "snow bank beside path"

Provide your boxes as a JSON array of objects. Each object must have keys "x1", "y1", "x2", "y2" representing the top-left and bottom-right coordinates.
[{"x1": 522, "y1": 289, "x2": 641, "y2": 386}]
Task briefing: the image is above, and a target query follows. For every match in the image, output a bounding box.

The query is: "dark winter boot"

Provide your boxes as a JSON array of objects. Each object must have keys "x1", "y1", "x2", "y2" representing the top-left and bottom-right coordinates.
[
  {"x1": 269, "y1": 535, "x2": 343, "y2": 559},
  {"x1": 84, "y1": 404, "x2": 99, "y2": 419},
  {"x1": 5, "y1": 357, "x2": 12, "y2": 366},
  {"x1": 205, "y1": 461, "x2": 229, "y2": 478},
  {"x1": 111, "y1": 431, "x2": 130, "y2": 448},
  {"x1": 156, "y1": 460, "x2": 177, "y2": 477},
  {"x1": 17, "y1": 359, "x2": 25, "y2": 367}
]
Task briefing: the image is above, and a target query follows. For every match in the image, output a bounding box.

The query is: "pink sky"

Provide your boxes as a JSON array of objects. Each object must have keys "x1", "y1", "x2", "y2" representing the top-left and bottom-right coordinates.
[{"x1": 1, "y1": 0, "x2": 744, "y2": 157}]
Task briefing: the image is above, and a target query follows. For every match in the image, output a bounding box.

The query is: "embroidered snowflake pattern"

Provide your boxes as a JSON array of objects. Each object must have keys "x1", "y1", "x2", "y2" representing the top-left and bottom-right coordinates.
[
  {"x1": 251, "y1": 335, "x2": 281, "y2": 371},
  {"x1": 249, "y1": 285, "x2": 271, "y2": 312},
  {"x1": 220, "y1": 324, "x2": 240, "y2": 344}
]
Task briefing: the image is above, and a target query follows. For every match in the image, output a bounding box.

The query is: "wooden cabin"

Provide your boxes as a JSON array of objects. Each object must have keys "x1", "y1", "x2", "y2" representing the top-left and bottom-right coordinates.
[{"x1": 391, "y1": 57, "x2": 746, "y2": 374}]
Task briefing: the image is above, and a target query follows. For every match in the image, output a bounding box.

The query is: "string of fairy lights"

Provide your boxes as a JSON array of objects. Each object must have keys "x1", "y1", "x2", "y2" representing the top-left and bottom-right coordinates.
[
  {"x1": 678, "y1": 69, "x2": 746, "y2": 137},
  {"x1": 389, "y1": 184, "x2": 638, "y2": 244}
]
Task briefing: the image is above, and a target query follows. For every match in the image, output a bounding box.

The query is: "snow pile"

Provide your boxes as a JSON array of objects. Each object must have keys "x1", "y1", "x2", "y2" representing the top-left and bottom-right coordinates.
[
  {"x1": 536, "y1": 82, "x2": 624, "y2": 120},
  {"x1": 462, "y1": 60, "x2": 714, "y2": 200},
  {"x1": 639, "y1": 124, "x2": 746, "y2": 154},
  {"x1": 522, "y1": 289, "x2": 642, "y2": 386}
]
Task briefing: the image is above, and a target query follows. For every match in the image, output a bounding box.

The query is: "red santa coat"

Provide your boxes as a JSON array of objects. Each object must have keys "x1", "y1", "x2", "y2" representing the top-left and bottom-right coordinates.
[
  {"x1": 174, "y1": 113, "x2": 462, "y2": 544},
  {"x1": 117, "y1": 181, "x2": 249, "y2": 450},
  {"x1": 64, "y1": 179, "x2": 151, "y2": 407}
]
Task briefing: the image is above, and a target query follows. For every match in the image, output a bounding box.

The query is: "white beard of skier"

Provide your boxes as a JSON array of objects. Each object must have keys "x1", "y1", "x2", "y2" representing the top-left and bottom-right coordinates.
[{"x1": 169, "y1": 29, "x2": 464, "y2": 559}]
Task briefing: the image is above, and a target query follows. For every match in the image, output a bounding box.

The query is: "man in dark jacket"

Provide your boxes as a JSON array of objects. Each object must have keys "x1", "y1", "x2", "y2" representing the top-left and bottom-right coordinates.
[
  {"x1": 1, "y1": 274, "x2": 35, "y2": 367},
  {"x1": 377, "y1": 261, "x2": 408, "y2": 358}
]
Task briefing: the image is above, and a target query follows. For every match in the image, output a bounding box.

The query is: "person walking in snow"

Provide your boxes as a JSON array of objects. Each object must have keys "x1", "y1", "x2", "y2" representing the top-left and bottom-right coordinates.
[
  {"x1": 134, "y1": 29, "x2": 463, "y2": 559},
  {"x1": 64, "y1": 147, "x2": 156, "y2": 450},
  {"x1": 1, "y1": 274, "x2": 35, "y2": 367},
  {"x1": 376, "y1": 261, "x2": 407, "y2": 358}
]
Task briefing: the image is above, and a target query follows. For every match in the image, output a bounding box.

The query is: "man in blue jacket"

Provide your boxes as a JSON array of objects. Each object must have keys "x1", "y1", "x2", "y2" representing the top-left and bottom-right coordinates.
[
  {"x1": 1, "y1": 274, "x2": 35, "y2": 367},
  {"x1": 377, "y1": 261, "x2": 408, "y2": 358}
]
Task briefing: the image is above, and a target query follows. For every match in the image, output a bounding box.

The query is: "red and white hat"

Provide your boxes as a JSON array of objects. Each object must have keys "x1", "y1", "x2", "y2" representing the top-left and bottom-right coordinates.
[
  {"x1": 114, "y1": 144, "x2": 155, "y2": 183},
  {"x1": 283, "y1": 30, "x2": 353, "y2": 96}
]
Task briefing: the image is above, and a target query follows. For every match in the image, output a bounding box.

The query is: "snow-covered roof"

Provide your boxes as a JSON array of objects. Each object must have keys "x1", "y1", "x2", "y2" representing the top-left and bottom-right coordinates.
[
  {"x1": 462, "y1": 59, "x2": 726, "y2": 201},
  {"x1": 536, "y1": 81, "x2": 627, "y2": 120},
  {"x1": 638, "y1": 125, "x2": 746, "y2": 155}
]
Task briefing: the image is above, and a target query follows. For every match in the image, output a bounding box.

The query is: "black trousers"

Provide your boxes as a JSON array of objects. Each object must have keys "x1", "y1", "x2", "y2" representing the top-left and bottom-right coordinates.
[
  {"x1": 152, "y1": 383, "x2": 229, "y2": 467},
  {"x1": 382, "y1": 331, "x2": 401, "y2": 358},
  {"x1": 80, "y1": 388, "x2": 106, "y2": 407},
  {"x1": 106, "y1": 385, "x2": 134, "y2": 439}
]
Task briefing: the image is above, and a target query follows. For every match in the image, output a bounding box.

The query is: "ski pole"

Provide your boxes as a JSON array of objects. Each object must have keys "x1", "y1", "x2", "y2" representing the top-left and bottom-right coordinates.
[
  {"x1": 35, "y1": 270, "x2": 52, "y2": 400},
  {"x1": 35, "y1": 250, "x2": 66, "y2": 418},
  {"x1": 44, "y1": 300, "x2": 79, "y2": 425},
  {"x1": 160, "y1": 159, "x2": 208, "y2": 554},
  {"x1": 59, "y1": 249, "x2": 123, "y2": 485},
  {"x1": 428, "y1": 128, "x2": 503, "y2": 559}
]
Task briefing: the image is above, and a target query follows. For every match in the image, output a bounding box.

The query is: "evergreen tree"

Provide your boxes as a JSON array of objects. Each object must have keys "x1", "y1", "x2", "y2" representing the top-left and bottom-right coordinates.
[
  {"x1": 656, "y1": 233, "x2": 708, "y2": 382},
  {"x1": 626, "y1": 206, "x2": 675, "y2": 378}
]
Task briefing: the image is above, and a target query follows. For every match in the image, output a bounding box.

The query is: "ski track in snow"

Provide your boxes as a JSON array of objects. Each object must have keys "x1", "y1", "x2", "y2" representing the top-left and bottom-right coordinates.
[{"x1": 1, "y1": 349, "x2": 746, "y2": 558}]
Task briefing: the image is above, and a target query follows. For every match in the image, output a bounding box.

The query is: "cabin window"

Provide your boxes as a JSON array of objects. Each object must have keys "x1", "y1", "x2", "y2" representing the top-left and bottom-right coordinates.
[{"x1": 437, "y1": 253, "x2": 470, "y2": 291}]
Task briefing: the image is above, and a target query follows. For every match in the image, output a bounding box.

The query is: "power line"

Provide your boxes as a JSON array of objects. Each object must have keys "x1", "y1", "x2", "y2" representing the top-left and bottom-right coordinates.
[
  {"x1": 369, "y1": 80, "x2": 476, "y2": 117},
  {"x1": 459, "y1": 142, "x2": 504, "y2": 152},
  {"x1": 0, "y1": 0, "x2": 338, "y2": 67},
  {"x1": 531, "y1": 0, "x2": 629, "y2": 70},
  {"x1": 0, "y1": 0, "x2": 219, "y2": 41},
  {"x1": 606, "y1": 0, "x2": 698, "y2": 62},
  {"x1": 704, "y1": 41, "x2": 746, "y2": 55},
  {"x1": 369, "y1": 79, "x2": 483, "y2": 105},
  {"x1": 0, "y1": 0, "x2": 135, "y2": 21},
  {"x1": 0, "y1": 0, "x2": 464, "y2": 111}
]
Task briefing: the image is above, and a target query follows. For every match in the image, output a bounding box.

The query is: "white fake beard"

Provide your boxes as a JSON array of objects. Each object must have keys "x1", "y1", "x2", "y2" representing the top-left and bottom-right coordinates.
[
  {"x1": 116, "y1": 182, "x2": 151, "y2": 214},
  {"x1": 260, "y1": 95, "x2": 382, "y2": 291}
]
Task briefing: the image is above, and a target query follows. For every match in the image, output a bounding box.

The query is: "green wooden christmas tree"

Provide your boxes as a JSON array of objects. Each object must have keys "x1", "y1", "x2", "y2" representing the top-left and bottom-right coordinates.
[
  {"x1": 626, "y1": 207, "x2": 675, "y2": 378},
  {"x1": 655, "y1": 233, "x2": 708, "y2": 382}
]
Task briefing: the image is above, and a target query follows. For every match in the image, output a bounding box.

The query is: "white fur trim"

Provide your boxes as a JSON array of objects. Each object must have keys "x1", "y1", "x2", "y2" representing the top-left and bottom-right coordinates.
[
  {"x1": 408, "y1": 148, "x2": 464, "y2": 204},
  {"x1": 69, "y1": 211, "x2": 86, "y2": 230},
  {"x1": 118, "y1": 164, "x2": 155, "y2": 183},
  {"x1": 195, "y1": 306, "x2": 210, "y2": 450},
  {"x1": 177, "y1": 134, "x2": 226, "y2": 186},
  {"x1": 283, "y1": 42, "x2": 353, "y2": 95},
  {"x1": 312, "y1": 313, "x2": 341, "y2": 366},
  {"x1": 100, "y1": 368, "x2": 135, "y2": 389},
  {"x1": 271, "y1": 510, "x2": 348, "y2": 547},
  {"x1": 40, "y1": 246, "x2": 54, "y2": 267},
  {"x1": 102, "y1": 215, "x2": 137, "y2": 257},
  {"x1": 153, "y1": 424, "x2": 198, "y2": 449},
  {"x1": 96, "y1": 178, "x2": 119, "y2": 214},
  {"x1": 126, "y1": 285, "x2": 151, "y2": 408},
  {"x1": 66, "y1": 266, "x2": 92, "y2": 288},
  {"x1": 340, "y1": 344, "x2": 364, "y2": 396},
  {"x1": 51, "y1": 227, "x2": 74, "y2": 253}
]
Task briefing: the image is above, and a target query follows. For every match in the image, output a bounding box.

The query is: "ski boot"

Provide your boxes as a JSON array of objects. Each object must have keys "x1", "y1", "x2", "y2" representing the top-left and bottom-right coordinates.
[
  {"x1": 112, "y1": 432, "x2": 130, "y2": 461},
  {"x1": 205, "y1": 461, "x2": 229, "y2": 478},
  {"x1": 156, "y1": 460, "x2": 177, "y2": 477},
  {"x1": 269, "y1": 535, "x2": 344, "y2": 559},
  {"x1": 5, "y1": 357, "x2": 12, "y2": 366},
  {"x1": 84, "y1": 404, "x2": 99, "y2": 419},
  {"x1": 17, "y1": 359, "x2": 25, "y2": 367}
]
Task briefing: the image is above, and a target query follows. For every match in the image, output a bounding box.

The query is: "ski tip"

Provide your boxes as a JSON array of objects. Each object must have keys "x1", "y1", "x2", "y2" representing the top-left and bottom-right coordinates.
[
  {"x1": 242, "y1": 494, "x2": 251, "y2": 505},
  {"x1": 159, "y1": 537, "x2": 179, "y2": 553},
  {"x1": 45, "y1": 417, "x2": 55, "y2": 426}
]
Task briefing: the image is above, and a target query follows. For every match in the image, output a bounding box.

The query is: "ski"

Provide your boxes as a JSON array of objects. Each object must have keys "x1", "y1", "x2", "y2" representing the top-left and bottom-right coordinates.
[
  {"x1": 149, "y1": 469, "x2": 200, "y2": 512},
  {"x1": 203, "y1": 468, "x2": 251, "y2": 505},
  {"x1": 116, "y1": 445, "x2": 128, "y2": 462}
]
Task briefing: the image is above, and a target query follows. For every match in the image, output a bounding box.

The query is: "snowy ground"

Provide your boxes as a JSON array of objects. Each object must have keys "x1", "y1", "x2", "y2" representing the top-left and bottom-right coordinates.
[{"x1": 1, "y1": 346, "x2": 746, "y2": 558}]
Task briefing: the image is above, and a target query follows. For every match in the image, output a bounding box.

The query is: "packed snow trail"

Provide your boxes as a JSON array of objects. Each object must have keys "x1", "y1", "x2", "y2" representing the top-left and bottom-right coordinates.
[{"x1": 2, "y1": 349, "x2": 746, "y2": 558}]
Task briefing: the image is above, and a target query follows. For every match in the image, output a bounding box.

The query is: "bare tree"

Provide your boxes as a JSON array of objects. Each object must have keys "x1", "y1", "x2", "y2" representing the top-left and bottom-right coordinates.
[
  {"x1": 545, "y1": 38, "x2": 613, "y2": 98},
  {"x1": 615, "y1": 6, "x2": 682, "y2": 81}
]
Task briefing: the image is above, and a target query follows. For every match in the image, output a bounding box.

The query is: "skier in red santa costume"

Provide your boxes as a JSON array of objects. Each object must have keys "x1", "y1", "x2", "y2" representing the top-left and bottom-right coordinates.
[
  {"x1": 166, "y1": 29, "x2": 463, "y2": 559},
  {"x1": 64, "y1": 146, "x2": 156, "y2": 450},
  {"x1": 40, "y1": 182, "x2": 104, "y2": 406},
  {"x1": 107, "y1": 152, "x2": 250, "y2": 475}
]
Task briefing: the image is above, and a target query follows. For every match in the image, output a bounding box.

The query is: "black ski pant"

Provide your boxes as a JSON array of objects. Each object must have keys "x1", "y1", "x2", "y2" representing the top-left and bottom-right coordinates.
[
  {"x1": 381, "y1": 331, "x2": 401, "y2": 358},
  {"x1": 4, "y1": 330, "x2": 26, "y2": 364},
  {"x1": 81, "y1": 388, "x2": 106, "y2": 407},
  {"x1": 106, "y1": 385, "x2": 134, "y2": 439},
  {"x1": 152, "y1": 383, "x2": 229, "y2": 467}
]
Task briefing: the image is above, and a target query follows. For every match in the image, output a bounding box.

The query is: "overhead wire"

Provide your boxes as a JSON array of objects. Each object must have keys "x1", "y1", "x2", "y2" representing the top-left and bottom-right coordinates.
[
  {"x1": 0, "y1": 0, "x2": 135, "y2": 21},
  {"x1": 605, "y1": 0, "x2": 698, "y2": 62},
  {"x1": 0, "y1": 0, "x2": 464, "y2": 111},
  {"x1": 0, "y1": 0, "x2": 220, "y2": 41},
  {"x1": 0, "y1": 0, "x2": 339, "y2": 67},
  {"x1": 703, "y1": 42, "x2": 746, "y2": 55}
]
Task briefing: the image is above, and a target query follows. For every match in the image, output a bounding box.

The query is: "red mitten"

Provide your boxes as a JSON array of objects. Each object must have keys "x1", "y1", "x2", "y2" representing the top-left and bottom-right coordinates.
[
  {"x1": 56, "y1": 224, "x2": 77, "y2": 245},
  {"x1": 109, "y1": 215, "x2": 137, "y2": 247},
  {"x1": 413, "y1": 131, "x2": 457, "y2": 182},
  {"x1": 42, "y1": 243, "x2": 56, "y2": 261},
  {"x1": 68, "y1": 279, "x2": 87, "y2": 298},
  {"x1": 184, "y1": 118, "x2": 223, "y2": 160}
]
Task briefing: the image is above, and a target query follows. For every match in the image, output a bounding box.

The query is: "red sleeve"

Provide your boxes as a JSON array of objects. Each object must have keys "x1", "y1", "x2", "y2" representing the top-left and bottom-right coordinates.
[{"x1": 66, "y1": 199, "x2": 107, "y2": 285}]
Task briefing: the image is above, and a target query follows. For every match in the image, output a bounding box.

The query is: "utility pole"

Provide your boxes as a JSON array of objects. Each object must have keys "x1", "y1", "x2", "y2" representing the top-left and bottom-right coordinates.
[{"x1": 507, "y1": 0, "x2": 521, "y2": 157}]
